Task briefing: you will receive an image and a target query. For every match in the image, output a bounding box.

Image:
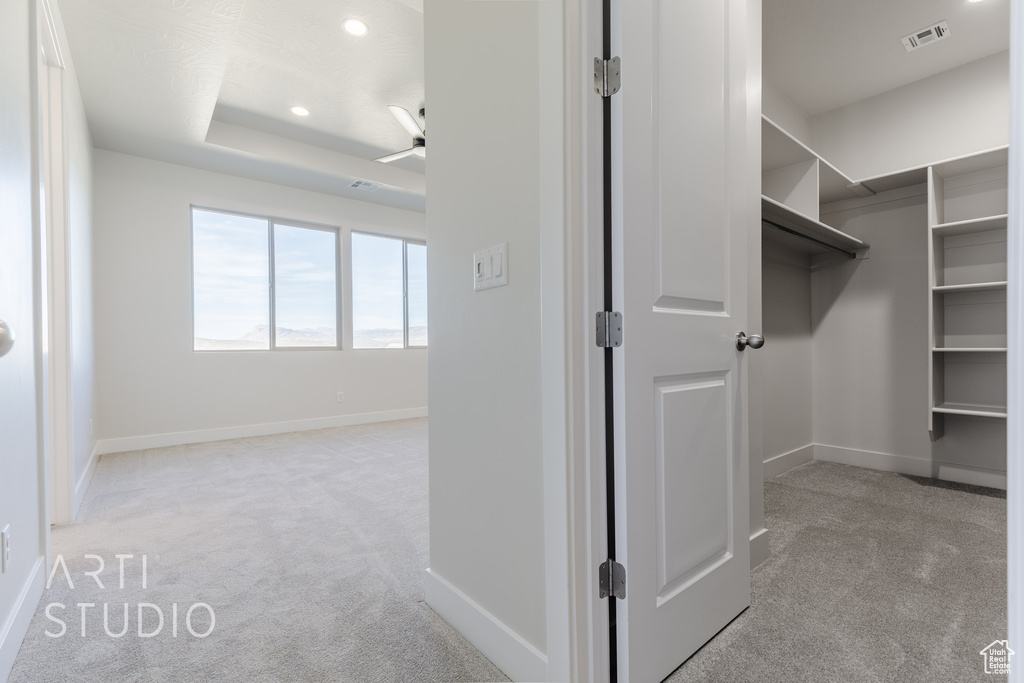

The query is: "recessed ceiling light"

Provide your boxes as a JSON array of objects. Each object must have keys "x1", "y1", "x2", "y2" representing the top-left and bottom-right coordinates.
[
  {"x1": 968, "y1": 0, "x2": 983, "y2": 3},
  {"x1": 343, "y1": 18, "x2": 368, "y2": 36},
  {"x1": 291, "y1": 106, "x2": 310, "y2": 117}
]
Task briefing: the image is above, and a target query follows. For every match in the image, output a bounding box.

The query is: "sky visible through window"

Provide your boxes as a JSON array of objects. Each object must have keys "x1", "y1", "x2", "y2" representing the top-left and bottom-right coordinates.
[
  {"x1": 352, "y1": 233, "x2": 404, "y2": 348},
  {"x1": 274, "y1": 224, "x2": 337, "y2": 347},
  {"x1": 193, "y1": 209, "x2": 424, "y2": 350},
  {"x1": 407, "y1": 242, "x2": 428, "y2": 346},
  {"x1": 192, "y1": 210, "x2": 269, "y2": 348}
]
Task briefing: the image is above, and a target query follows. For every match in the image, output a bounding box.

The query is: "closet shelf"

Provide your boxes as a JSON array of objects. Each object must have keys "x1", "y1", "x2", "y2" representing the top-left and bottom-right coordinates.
[
  {"x1": 933, "y1": 347, "x2": 1008, "y2": 353},
  {"x1": 933, "y1": 403, "x2": 1007, "y2": 419},
  {"x1": 932, "y1": 281, "x2": 1007, "y2": 293},
  {"x1": 932, "y1": 214, "x2": 1008, "y2": 237},
  {"x1": 761, "y1": 196, "x2": 867, "y2": 256}
]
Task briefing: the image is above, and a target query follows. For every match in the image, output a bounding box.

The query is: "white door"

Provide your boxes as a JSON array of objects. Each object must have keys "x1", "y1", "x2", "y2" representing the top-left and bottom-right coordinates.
[{"x1": 611, "y1": 0, "x2": 754, "y2": 680}]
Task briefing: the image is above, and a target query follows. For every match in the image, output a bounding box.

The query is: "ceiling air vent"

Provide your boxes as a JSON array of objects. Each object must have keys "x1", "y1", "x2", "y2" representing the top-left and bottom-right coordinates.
[
  {"x1": 350, "y1": 179, "x2": 381, "y2": 192},
  {"x1": 901, "y1": 21, "x2": 950, "y2": 52}
]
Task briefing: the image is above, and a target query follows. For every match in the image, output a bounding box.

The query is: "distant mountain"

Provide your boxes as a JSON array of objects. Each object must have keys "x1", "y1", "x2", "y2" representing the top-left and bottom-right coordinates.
[
  {"x1": 196, "y1": 324, "x2": 425, "y2": 350},
  {"x1": 353, "y1": 326, "x2": 427, "y2": 349},
  {"x1": 238, "y1": 324, "x2": 337, "y2": 343}
]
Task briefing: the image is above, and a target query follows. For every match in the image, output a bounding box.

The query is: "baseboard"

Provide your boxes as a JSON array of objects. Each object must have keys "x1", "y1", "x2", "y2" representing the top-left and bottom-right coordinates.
[
  {"x1": 425, "y1": 568, "x2": 548, "y2": 682},
  {"x1": 94, "y1": 407, "x2": 429, "y2": 456},
  {"x1": 0, "y1": 557, "x2": 45, "y2": 683},
  {"x1": 750, "y1": 527, "x2": 769, "y2": 569},
  {"x1": 813, "y1": 444, "x2": 1007, "y2": 490},
  {"x1": 71, "y1": 442, "x2": 101, "y2": 520},
  {"x1": 763, "y1": 444, "x2": 815, "y2": 480}
]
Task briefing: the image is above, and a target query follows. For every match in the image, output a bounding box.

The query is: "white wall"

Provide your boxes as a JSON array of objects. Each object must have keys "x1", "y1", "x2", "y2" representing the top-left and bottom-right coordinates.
[
  {"x1": 92, "y1": 150, "x2": 427, "y2": 450},
  {"x1": 0, "y1": 0, "x2": 47, "y2": 677},
  {"x1": 763, "y1": 79, "x2": 811, "y2": 146},
  {"x1": 424, "y1": 0, "x2": 552, "y2": 679},
  {"x1": 811, "y1": 52, "x2": 1010, "y2": 181},
  {"x1": 760, "y1": 245, "x2": 814, "y2": 477}
]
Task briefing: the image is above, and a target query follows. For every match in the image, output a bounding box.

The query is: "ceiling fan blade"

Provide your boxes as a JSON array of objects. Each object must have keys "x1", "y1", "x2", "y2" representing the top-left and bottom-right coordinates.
[
  {"x1": 375, "y1": 147, "x2": 418, "y2": 163},
  {"x1": 388, "y1": 105, "x2": 424, "y2": 138}
]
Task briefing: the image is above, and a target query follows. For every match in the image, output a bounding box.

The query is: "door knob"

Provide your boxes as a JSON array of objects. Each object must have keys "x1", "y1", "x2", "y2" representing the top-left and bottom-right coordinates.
[
  {"x1": 735, "y1": 331, "x2": 764, "y2": 351},
  {"x1": 0, "y1": 320, "x2": 13, "y2": 359}
]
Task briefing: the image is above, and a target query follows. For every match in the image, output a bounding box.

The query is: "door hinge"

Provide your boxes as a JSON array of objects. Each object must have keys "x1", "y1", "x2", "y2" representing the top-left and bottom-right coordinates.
[
  {"x1": 596, "y1": 311, "x2": 623, "y2": 348},
  {"x1": 599, "y1": 559, "x2": 626, "y2": 599},
  {"x1": 594, "y1": 57, "x2": 621, "y2": 97}
]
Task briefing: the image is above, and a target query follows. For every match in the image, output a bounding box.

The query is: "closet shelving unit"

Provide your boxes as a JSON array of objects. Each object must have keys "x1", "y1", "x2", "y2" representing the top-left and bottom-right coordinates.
[
  {"x1": 926, "y1": 147, "x2": 1009, "y2": 438},
  {"x1": 760, "y1": 115, "x2": 1009, "y2": 442},
  {"x1": 761, "y1": 116, "x2": 868, "y2": 259}
]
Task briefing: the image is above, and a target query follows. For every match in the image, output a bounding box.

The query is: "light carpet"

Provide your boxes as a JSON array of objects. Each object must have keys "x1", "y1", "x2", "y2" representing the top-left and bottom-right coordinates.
[
  {"x1": 11, "y1": 425, "x2": 1007, "y2": 682},
  {"x1": 667, "y1": 460, "x2": 1007, "y2": 682},
  {"x1": 10, "y1": 418, "x2": 510, "y2": 683}
]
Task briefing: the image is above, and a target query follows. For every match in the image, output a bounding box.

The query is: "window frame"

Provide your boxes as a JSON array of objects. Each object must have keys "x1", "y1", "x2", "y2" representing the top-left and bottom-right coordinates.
[
  {"x1": 350, "y1": 230, "x2": 428, "y2": 350},
  {"x1": 190, "y1": 205, "x2": 343, "y2": 352}
]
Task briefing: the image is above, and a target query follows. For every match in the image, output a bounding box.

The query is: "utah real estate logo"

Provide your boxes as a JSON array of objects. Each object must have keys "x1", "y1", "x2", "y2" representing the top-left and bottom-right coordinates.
[{"x1": 980, "y1": 640, "x2": 1014, "y2": 675}]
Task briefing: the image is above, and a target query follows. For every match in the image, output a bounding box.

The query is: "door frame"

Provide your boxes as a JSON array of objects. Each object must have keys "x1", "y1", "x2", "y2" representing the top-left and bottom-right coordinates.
[
  {"x1": 1007, "y1": 0, "x2": 1023, "y2": 673},
  {"x1": 36, "y1": 0, "x2": 75, "y2": 527}
]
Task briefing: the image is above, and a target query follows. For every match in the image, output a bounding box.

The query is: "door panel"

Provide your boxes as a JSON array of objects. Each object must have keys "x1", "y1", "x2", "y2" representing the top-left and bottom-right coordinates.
[
  {"x1": 654, "y1": 373, "x2": 733, "y2": 605},
  {"x1": 613, "y1": 0, "x2": 753, "y2": 679},
  {"x1": 654, "y1": 0, "x2": 728, "y2": 312}
]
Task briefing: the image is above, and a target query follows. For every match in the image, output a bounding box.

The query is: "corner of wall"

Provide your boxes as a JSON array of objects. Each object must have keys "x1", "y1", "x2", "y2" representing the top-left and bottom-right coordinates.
[{"x1": 425, "y1": 569, "x2": 548, "y2": 682}]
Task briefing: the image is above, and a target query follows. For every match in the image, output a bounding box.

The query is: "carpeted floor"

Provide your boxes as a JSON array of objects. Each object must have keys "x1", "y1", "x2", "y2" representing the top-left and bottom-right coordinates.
[
  {"x1": 11, "y1": 424, "x2": 1007, "y2": 682},
  {"x1": 667, "y1": 460, "x2": 1007, "y2": 682},
  {"x1": 10, "y1": 418, "x2": 509, "y2": 683}
]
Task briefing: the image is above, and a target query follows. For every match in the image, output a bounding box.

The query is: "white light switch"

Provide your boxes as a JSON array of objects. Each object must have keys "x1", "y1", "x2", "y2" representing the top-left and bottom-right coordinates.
[{"x1": 473, "y1": 243, "x2": 508, "y2": 291}]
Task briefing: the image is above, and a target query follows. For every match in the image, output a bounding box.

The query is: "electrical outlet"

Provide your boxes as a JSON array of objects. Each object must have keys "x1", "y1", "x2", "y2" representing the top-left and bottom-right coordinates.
[
  {"x1": 337, "y1": 392, "x2": 345, "y2": 403},
  {"x1": 1, "y1": 525, "x2": 10, "y2": 574}
]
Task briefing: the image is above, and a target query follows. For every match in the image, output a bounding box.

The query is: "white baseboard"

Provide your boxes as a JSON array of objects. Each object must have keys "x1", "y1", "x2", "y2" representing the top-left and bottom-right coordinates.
[
  {"x1": 0, "y1": 557, "x2": 45, "y2": 683},
  {"x1": 750, "y1": 527, "x2": 769, "y2": 569},
  {"x1": 813, "y1": 444, "x2": 1007, "y2": 490},
  {"x1": 425, "y1": 568, "x2": 548, "y2": 682},
  {"x1": 763, "y1": 444, "x2": 815, "y2": 480},
  {"x1": 94, "y1": 407, "x2": 429, "y2": 456},
  {"x1": 71, "y1": 442, "x2": 101, "y2": 521}
]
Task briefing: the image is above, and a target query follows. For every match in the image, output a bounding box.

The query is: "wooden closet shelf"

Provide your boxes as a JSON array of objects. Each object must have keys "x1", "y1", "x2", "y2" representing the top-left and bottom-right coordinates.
[
  {"x1": 932, "y1": 214, "x2": 1008, "y2": 237},
  {"x1": 761, "y1": 196, "x2": 867, "y2": 256},
  {"x1": 933, "y1": 403, "x2": 1007, "y2": 419}
]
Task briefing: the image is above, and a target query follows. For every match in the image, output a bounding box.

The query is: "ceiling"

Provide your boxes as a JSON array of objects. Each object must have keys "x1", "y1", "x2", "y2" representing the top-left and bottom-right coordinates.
[
  {"x1": 57, "y1": 0, "x2": 427, "y2": 210},
  {"x1": 764, "y1": 0, "x2": 1010, "y2": 116},
  {"x1": 56, "y1": 0, "x2": 1011, "y2": 210}
]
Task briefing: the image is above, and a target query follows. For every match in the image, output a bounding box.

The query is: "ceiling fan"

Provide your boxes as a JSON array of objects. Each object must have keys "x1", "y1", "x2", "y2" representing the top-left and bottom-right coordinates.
[{"x1": 375, "y1": 106, "x2": 426, "y2": 163}]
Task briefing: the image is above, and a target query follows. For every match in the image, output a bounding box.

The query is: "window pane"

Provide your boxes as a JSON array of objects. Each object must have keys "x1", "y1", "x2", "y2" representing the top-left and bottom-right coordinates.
[
  {"x1": 352, "y1": 233, "x2": 405, "y2": 348},
  {"x1": 407, "y1": 243, "x2": 427, "y2": 346},
  {"x1": 192, "y1": 209, "x2": 269, "y2": 350},
  {"x1": 273, "y1": 224, "x2": 338, "y2": 347}
]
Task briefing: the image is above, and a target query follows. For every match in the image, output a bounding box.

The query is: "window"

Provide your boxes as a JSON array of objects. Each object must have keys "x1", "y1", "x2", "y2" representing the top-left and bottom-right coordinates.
[
  {"x1": 351, "y1": 233, "x2": 428, "y2": 349},
  {"x1": 191, "y1": 208, "x2": 339, "y2": 350}
]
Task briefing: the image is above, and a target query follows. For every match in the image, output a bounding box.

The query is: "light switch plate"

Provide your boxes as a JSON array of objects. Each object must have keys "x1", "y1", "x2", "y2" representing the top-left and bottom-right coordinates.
[
  {"x1": 1, "y1": 525, "x2": 9, "y2": 573},
  {"x1": 473, "y1": 243, "x2": 508, "y2": 291}
]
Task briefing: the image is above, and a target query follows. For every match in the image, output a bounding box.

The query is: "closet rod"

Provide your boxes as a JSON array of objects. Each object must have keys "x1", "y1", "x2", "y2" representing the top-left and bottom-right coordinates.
[{"x1": 761, "y1": 218, "x2": 857, "y2": 260}]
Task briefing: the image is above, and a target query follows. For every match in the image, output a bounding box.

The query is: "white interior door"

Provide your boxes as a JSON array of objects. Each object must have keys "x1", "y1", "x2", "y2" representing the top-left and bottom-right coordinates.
[{"x1": 611, "y1": 0, "x2": 753, "y2": 680}]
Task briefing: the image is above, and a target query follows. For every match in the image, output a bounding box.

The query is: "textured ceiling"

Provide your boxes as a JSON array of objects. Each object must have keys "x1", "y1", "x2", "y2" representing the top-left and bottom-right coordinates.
[
  {"x1": 215, "y1": 0, "x2": 425, "y2": 172},
  {"x1": 764, "y1": 0, "x2": 1010, "y2": 116},
  {"x1": 56, "y1": 0, "x2": 1012, "y2": 209},
  {"x1": 56, "y1": 0, "x2": 426, "y2": 209}
]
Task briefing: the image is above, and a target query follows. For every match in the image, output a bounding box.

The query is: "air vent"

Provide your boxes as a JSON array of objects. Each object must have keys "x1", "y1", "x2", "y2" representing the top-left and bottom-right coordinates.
[
  {"x1": 901, "y1": 21, "x2": 950, "y2": 52},
  {"x1": 350, "y1": 179, "x2": 381, "y2": 192}
]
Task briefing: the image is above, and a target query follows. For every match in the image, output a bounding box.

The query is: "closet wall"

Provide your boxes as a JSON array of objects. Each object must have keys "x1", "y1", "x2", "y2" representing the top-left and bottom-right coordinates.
[{"x1": 760, "y1": 49, "x2": 1010, "y2": 488}]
